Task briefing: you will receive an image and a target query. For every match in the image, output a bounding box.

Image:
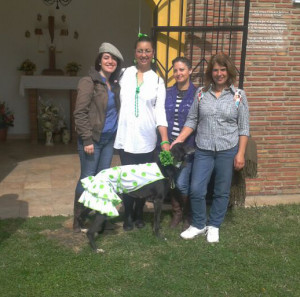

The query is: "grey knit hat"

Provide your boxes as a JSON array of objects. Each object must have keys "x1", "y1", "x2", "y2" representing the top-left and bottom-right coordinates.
[{"x1": 99, "y1": 42, "x2": 123, "y2": 62}]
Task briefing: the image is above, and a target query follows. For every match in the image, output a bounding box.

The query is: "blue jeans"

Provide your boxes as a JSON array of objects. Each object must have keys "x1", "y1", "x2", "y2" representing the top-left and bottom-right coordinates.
[
  {"x1": 190, "y1": 146, "x2": 238, "y2": 229},
  {"x1": 75, "y1": 134, "x2": 115, "y2": 195},
  {"x1": 175, "y1": 158, "x2": 193, "y2": 196}
]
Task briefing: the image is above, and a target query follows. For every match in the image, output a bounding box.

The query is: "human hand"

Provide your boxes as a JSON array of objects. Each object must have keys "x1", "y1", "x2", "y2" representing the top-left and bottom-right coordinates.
[
  {"x1": 234, "y1": 153, "x2": 245, "y2": 171},
  {"x1": 84, "y1": 144, "x2": 94, "y2": 155},
  {"x1": 161, "y1": 143, "x2": 170, "y2": 151},
  {"x1": 170, "y1": 138, "x2": 183, "y2": 149}
]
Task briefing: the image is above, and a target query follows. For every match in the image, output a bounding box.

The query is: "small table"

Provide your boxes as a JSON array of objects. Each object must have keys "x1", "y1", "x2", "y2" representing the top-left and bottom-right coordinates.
[{"x1": 19, "y1": 75, "x2": 81, "y2": 142}]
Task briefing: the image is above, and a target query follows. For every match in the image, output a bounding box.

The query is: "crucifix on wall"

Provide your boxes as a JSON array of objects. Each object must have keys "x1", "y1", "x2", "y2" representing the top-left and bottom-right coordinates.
[
  {"x1": 42, "y1": 15, "x2": 64, "y2": 75},
  {"x1": 32, "y1": 13, "x2": 79, "y2": 75}
]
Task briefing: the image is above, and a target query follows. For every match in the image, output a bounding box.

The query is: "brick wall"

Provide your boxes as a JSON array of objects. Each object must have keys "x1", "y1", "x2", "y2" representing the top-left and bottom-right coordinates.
[
  {"x1": 245, "y1": 0, "x2": 300, "y2": 195},
  {"x1": 186, "y1": 0, "x2": 300, "y2": 195},
  {"x1": 185, "y1": 0, "x2": 245, "y2": 85}
]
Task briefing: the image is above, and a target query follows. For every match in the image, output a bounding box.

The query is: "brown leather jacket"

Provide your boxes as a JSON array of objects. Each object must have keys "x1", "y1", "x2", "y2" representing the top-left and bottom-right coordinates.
[{"x1": 74, "y1": 67, "x2": 120, "y2": 146}]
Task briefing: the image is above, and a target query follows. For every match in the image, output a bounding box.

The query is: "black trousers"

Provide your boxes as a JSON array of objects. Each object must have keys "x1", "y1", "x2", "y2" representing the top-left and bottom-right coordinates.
[
  {"x1": 118, "y1": 149, "x2": 154, "y2": 166},
  {"x1": 118, "y1": 149, "x2": 155, "y2": 224}
]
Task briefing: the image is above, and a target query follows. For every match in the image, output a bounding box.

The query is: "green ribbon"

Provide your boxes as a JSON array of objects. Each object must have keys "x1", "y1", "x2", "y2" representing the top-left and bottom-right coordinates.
[
  {"x1": 135, "y1": 75, "x2": 143, "y2": 117},
  {"x1": 138, "y1": 33, "x2": 148, "y2": 38}
]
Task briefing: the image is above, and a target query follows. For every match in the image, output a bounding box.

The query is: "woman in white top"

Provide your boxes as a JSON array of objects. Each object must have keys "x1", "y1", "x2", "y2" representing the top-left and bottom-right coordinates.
[{"x1": 114, "y1": 34, "x2": 169, "y2": 231}]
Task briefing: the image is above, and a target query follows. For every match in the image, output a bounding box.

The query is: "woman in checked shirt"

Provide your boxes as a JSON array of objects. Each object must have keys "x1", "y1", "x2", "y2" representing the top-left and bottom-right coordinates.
[{"x1": 171, "y1": 53, "x2": 250, "y2": 243}]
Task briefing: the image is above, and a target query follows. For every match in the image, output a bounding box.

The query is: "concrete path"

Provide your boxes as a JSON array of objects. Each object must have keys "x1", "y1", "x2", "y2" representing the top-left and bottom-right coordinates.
[{"x1": 0, "y1": 140, "x2": 299, "y2": 219}]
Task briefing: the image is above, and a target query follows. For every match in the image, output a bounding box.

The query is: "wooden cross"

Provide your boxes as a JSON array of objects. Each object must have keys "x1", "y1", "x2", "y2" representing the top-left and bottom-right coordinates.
[{"x1": 42, "y1": 16, "x2": 64, "y2": 75}]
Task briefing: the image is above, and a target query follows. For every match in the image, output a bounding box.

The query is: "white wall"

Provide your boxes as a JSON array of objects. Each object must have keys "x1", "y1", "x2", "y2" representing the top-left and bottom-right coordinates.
[{"x1": 0, "y1": 0, "x2": 152, "y2": 136}]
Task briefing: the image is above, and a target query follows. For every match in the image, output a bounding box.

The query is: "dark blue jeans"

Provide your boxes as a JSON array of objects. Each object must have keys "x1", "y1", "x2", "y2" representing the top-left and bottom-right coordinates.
[
  {"x1": 190, "y1": 145, "x2": 238, "y2": 229},
  {"x1": 75, "y1": 134, "x2": 115, "y2": 196}
]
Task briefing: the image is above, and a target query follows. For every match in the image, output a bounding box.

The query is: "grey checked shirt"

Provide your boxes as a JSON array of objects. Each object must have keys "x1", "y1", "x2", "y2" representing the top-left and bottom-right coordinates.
[{"x1": 184, "y1": 85, "x2": 250, "y2": 151}]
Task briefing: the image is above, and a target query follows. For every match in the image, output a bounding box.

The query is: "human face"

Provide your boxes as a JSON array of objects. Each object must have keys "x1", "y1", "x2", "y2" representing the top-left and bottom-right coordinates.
[
  {"x1": 135, "y1": 41, "x2": 154, "y2": 69},
  {"x1": 173, "y1": 61, "x2": 192, "y2": 86},
  {"x1": 212, "y1": 63, "x2": 229, "y2": 89},
  {"x1": 100, "y1": 53, "x2": 118, "y2": 76}
]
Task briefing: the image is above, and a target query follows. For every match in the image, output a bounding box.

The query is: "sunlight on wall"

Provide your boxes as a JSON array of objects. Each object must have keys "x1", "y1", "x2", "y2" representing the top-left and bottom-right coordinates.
[{"x1": 146, "y1": 0, "x2": 187, "y2": 86}]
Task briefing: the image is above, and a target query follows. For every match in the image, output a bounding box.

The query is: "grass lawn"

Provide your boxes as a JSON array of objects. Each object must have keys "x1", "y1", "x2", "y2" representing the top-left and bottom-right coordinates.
[{"x1": 0, "y1": 204, "x2": 299, "y2": 297}]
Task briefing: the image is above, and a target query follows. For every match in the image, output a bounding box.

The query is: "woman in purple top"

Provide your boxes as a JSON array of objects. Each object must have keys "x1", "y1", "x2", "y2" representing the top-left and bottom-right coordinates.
[{"x1": 165, "y1": 57, "x2": 196, "y2": 230}]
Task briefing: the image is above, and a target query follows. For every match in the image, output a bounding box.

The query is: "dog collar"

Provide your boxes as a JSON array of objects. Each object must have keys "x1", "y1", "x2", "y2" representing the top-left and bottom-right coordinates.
[{"x1": 174, "y1": 161, "x2": 182, "y2": 168}]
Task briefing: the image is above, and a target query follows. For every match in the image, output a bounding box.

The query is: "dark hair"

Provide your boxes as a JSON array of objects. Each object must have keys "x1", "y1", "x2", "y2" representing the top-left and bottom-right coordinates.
[
  {"x1": 204, "y1": 52, "x2": 237, "y2": 91},
  {"x1": 134, "y1": 35, "x2": 155, "y2": 50},
  {"x1": 172, "y1": 56, "x2": 192, "y2": 70},
  {"x1": 94, "y1": 53, "x2": 122, "y2": 83}
]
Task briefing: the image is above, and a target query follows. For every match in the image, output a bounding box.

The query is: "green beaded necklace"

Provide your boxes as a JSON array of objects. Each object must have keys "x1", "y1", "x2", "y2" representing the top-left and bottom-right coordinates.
[{"x1": 135, "y1": 74, "x2": 143, "y2": 117}]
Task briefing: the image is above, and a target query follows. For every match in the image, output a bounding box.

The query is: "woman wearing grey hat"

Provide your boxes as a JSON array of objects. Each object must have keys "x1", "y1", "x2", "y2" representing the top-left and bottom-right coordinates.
[{"x1": 73, "y1": 42, "x2": 123, "y2": 232}]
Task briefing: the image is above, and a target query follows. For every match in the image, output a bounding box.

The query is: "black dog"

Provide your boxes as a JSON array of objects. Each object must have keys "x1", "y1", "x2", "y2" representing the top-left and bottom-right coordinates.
[{"x1": 81, "y1": 143, "x2": 194, "y2": 253}]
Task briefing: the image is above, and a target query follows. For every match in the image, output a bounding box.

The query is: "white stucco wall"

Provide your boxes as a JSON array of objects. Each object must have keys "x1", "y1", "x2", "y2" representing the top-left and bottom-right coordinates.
[{"x1": 0, "y1": 0, "x2": 152, "y2": 136}]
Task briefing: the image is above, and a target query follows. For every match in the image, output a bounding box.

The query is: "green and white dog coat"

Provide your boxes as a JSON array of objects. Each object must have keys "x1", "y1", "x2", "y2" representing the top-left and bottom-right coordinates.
[{"x1": 79, "y1": 163, "x2": 165, "y2": 217}]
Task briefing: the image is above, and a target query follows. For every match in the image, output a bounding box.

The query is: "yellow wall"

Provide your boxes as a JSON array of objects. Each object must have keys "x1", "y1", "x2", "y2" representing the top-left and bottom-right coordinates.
[{"x1": 146, "y1": 0, "x2": 187, "y2": 85}]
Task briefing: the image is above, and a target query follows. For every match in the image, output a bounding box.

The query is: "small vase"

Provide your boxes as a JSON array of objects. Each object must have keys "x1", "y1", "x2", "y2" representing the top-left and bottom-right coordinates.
[
  {"x1": 53, "y1": 132, "x2": 62, "y2": 144},
  {"x1": 45, "y1": 131, "x2": 54, "y2": 146},
  {"x1": 24, "y1": 71, "x2": 34, "y2": 75},
  {"x1": 0, "y1": 127, "x2": 8, "y2": 142},
  {"x1": 62, "y1": 129, "x2": 70, "y2": 144}
]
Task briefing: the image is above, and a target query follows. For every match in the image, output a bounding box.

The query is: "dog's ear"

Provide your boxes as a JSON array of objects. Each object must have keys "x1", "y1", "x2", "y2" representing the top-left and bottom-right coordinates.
[
  {"x1": 171, "y1": 143, "x2": 195, "y2": 164},
  {"x1": 170, "y1": 143, "x2": 185, "y2": 162},
  {"x1": 184, "y1": 144, "x2": 195, "y2": 156},
  {"x1": 181, "y1": 145, "x2": 195, "y2": 165}
]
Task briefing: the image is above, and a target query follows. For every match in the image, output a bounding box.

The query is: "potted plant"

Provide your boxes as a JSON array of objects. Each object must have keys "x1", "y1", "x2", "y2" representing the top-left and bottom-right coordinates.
[
  {"x1": 65, "y1": 62, "x2": 81, "y2": 76},
  {"x1": 53, "y1": 117, "x2": 67, "y2": 143},
  {"x1": 39, "y1": 99, "x2": 64, "y2": 145},
  {"x1": 18, "y1": 59, "x2": 36, "y2": 75},
  {"x1": 0, "y1": 101, "x2": 14, "y2": 141}
]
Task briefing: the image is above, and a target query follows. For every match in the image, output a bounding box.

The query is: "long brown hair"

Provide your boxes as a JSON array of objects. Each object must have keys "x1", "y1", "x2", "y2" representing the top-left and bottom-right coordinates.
[{"x1": 203, "y1": 52, "x2": 237, "y2": 91}]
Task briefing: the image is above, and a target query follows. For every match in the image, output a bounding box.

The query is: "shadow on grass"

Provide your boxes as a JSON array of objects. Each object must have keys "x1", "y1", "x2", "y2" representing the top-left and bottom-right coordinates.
[
  {"x1": 0, "y1": 194, "x2": 28, "y2": 245},
  {"x1": 38, "y1": 209, "x2": 174, "y2": 253}
]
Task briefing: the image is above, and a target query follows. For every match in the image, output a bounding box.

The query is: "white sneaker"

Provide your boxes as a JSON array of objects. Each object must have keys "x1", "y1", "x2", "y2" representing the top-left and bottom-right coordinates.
[
  {"x1": 180, "y1": 225, "x2": 207, "y2": 240},
  {"x1": 206, "y1": 226, "x2": 219, "y2": 243}
]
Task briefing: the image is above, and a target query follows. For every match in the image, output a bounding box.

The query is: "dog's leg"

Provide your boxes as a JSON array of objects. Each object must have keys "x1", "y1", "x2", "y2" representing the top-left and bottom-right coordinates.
[
  {"x1": 78, "y1": 208, "x2": 91, "y2": 233},
  {"x1": 73, "y1": 193, "x2": 86, "y2": 232},
  {"x1": 123, "y1": 195, "x2": 135, "y2": 231},
  {"x1": 153, "y1": 199, "x2": 163, "y2": 239},
  {"x1": 134, "y1": 198, "x2": 146, "y2": 228},
  {"x1": 87, "y1": 213, "x2": 106, "y2": 253}
]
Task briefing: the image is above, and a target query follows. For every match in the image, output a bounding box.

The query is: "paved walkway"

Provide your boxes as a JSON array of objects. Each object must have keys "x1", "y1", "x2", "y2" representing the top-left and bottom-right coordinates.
[{"x1": 0, "y1": 140, "x2": 299, "y2": 219}]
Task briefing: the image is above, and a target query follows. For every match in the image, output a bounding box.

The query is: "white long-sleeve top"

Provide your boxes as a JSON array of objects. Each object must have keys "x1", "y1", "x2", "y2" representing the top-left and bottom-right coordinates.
[{"x1": 114, "y1": 66, "x2": 167, "y2": 153}]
